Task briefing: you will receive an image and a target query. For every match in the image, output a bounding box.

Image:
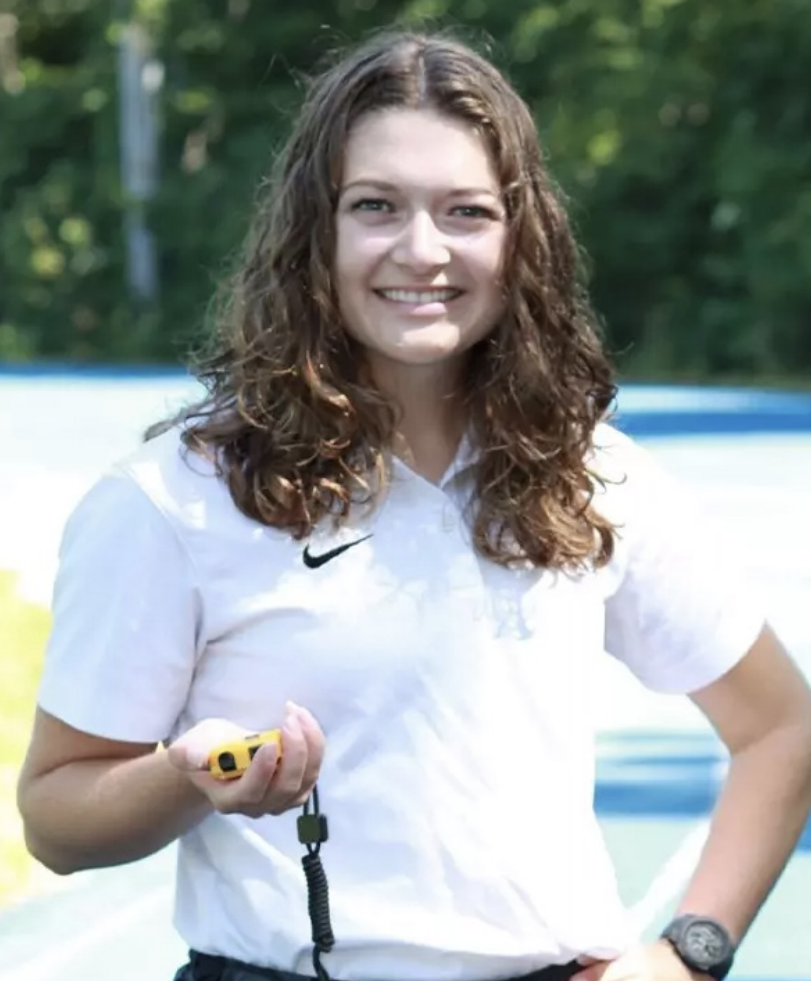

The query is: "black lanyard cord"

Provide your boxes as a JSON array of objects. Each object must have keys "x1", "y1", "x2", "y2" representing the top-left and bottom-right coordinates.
[{"x1": 298, "y1": 785, "x2": 335, "y2": 981}]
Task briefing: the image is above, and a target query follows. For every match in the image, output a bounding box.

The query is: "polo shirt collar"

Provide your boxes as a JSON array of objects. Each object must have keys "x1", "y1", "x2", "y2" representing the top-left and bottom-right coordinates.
[
  {"x1": 439, "y1": 430, "x2": 479, "y2": 487},
  {"x1": 389, "y1": 431, "x2": 480, "y2": 491}
]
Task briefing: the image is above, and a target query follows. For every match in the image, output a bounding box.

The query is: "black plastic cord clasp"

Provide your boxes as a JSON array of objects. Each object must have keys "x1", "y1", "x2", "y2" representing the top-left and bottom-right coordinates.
[{"x1": 297, "y1": 813, "x2": 329, "y2": 846}]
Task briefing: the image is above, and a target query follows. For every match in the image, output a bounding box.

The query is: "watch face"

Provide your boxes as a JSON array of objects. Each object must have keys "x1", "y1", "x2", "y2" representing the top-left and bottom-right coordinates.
[{"x1": 683, "y1": 921, "x2": 729, "y2": 966}]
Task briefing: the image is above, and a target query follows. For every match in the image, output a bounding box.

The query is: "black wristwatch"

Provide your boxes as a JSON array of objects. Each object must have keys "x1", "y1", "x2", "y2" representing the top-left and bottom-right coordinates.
[{"x1": 660, "y1": 914, "x2": 736, "y2": 979}]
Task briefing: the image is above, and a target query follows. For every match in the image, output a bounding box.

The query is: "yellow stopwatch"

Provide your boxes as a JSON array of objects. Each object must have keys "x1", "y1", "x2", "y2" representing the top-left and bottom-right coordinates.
[{"x1": 207, "y1": 728, "x2": 283, "y2": 780}]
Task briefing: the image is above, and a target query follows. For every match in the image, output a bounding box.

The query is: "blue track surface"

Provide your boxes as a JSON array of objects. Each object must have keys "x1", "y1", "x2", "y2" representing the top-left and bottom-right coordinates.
[
  {"x1": 596, "y1": 730, "x2": 811, "y2": 848},
  {"x1": 1, "y1": 364, "x2": 810, "y2": 435},
  {"x1": 616, "y1": 386, "x2": 811, "y2": 437}
]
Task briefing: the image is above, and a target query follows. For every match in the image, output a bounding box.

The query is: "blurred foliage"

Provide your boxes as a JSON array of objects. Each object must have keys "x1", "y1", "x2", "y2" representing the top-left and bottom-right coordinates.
[
  {"x1": 0, "y1": 570, "x2": 50, "y2": 902},
  {"x1": 0, "y1": 0, "x2": 810, "y2": 377}
]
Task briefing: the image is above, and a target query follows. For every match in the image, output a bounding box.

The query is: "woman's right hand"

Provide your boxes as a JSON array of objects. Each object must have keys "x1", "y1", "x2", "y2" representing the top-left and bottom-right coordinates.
[{"x1": 167, "y1": 701, "x2": 325, "y2": 818}]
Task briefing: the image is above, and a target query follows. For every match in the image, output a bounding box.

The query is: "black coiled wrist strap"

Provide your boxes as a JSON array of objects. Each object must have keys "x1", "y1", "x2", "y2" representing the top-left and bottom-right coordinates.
[{"x1": 297, "y1": 786, "x2": 334, "y2": 981}]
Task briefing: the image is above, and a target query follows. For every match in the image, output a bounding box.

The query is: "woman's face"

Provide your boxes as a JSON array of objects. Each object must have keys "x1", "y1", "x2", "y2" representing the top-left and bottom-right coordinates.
[{"x1": 334, "y1": 108, "x2": 507, "y2": 379}]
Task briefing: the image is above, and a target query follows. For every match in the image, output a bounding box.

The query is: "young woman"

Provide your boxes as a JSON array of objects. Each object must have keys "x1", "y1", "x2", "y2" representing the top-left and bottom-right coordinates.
[{"x1": 17, "y1": 29, "x2": 811, "y2": 981}]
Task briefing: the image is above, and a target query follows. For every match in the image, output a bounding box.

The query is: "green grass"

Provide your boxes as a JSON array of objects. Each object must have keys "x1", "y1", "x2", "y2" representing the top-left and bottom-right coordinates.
[{"x1": 0, "y1": 571, "x2": 50, "y2": 904}]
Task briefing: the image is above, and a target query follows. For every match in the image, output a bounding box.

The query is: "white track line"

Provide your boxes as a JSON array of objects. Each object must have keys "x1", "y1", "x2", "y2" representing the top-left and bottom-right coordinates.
[
  {"x1": 8, "y1": 884, "x2": 172, "y2": 981},
  {"x1": 629, "y1": 819, "x2": 711, "y2": 932}
]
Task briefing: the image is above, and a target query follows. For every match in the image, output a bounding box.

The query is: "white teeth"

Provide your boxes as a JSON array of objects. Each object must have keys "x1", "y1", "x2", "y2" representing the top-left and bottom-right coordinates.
[{"x1": 378, "y1": 288, "x2": 460, "y2": 304}]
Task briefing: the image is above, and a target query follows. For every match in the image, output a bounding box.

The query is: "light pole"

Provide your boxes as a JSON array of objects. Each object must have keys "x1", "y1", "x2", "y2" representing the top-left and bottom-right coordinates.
[{"x1": 116, "y1": 0, "x2": 161, "y2": 305}]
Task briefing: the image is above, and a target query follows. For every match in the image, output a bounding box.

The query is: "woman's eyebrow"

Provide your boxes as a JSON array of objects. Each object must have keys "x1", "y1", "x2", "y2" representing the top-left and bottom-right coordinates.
[
  {"x1": 341, "y1": 179, "x2": 398, "y2": 192},
  {"x1": 341, "y1": 178, "x2": 499, "y2": 196}
]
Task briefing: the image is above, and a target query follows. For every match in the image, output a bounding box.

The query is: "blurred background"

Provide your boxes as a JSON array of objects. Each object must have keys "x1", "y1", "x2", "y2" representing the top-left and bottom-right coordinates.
[
  {"x1": 1, "y1": 1, "x2": 810, "y2": 979},
  {"x1": 2, "y1": 0, "x2": 811, "y2": 378}
]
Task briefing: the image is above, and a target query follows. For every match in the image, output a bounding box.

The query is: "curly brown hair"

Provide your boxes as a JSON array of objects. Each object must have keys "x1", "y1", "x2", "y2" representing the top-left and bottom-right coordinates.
[{"x1": 159, "y1": 28, "x2": 619, "y2": 570}]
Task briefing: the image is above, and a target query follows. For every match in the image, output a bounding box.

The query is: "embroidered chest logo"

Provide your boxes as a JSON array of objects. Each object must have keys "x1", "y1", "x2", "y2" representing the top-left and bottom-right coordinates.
[{"x1": 302, "y1": 534, "x2": 373, "y2": 569}]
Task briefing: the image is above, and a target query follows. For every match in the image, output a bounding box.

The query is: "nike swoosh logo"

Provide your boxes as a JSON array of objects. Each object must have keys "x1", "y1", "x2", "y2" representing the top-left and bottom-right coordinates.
[{"x1": 302, "y1": 534, "x2": 372, "y2": 569}]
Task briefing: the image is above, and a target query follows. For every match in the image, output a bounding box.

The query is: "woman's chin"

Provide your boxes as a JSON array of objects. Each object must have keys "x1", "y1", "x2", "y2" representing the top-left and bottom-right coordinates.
[{"x1": 376, "y1": 342, "x2": 469, "y2": 370}]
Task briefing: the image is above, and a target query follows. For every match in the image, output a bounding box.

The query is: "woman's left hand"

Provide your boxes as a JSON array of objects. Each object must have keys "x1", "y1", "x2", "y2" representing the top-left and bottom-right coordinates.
[{"x1": 571, "y1": 941, "x2": 705, "y2": 980}]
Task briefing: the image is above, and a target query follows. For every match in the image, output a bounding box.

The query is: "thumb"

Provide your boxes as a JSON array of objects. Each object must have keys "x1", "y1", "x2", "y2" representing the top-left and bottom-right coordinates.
[
  {"x1": 166, "y1": 718, "x2": 250, "y2": 772},
  {"x1": 166, "y1": 737, "x2": 207, "y2": 772}
]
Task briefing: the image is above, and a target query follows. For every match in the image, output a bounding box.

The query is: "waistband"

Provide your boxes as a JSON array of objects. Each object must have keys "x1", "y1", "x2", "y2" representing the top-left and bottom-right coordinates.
[{"x1": 185, "y1": 951, "x2": 581, "y2": 981}]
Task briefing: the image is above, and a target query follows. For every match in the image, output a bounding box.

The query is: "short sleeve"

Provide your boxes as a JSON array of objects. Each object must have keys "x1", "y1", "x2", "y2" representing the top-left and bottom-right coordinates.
[
  {"x1": 598, "y1": 430, "x2": 765, "y2": 694},
  {"x1": 37, "y1": 468, "x2": 202, "y2": 743}
]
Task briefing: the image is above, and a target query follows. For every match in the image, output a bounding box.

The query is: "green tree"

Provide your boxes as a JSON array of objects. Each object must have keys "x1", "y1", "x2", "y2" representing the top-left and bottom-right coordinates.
[{"x1": 0, "y1": 0, "x2": 129, "y2": 359}]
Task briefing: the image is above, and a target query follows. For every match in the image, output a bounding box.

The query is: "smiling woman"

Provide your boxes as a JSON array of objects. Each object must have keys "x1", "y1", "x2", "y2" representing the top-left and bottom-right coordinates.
[{"x1": 15, "y1": 27, "x2": 811, "y2": 981}]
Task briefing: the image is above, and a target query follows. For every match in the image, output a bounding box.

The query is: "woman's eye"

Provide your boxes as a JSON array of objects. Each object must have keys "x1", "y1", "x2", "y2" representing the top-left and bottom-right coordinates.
[
  {"x1": 451, "y1": 205, "x2": 496, "y2": 220},
  {"x1": 351, "y1": 198, "x2": 393, "y2": 213}
]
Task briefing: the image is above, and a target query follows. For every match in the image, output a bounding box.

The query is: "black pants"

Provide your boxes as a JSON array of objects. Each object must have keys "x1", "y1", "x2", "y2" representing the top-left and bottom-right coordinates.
[{"x1": 175, "y1": 951, "x2": 581, "y2": 981}]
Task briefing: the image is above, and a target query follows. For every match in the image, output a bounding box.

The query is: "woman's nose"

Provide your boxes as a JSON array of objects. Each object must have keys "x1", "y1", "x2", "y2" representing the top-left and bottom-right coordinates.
[{"x1": 391, "y1": 211, "x2": 450, "y2": 270}]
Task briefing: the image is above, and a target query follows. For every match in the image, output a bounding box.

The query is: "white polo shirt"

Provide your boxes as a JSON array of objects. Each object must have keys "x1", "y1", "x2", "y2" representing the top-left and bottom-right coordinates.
[{"x1": 37, "y1": 423, "x2": 763, "y2": 980}]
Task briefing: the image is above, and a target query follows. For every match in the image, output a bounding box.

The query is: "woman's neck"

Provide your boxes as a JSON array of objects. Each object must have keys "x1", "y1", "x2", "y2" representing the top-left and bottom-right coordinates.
[{"x1": 370, "y1": 356, "x2": 468, "y2": 484}]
